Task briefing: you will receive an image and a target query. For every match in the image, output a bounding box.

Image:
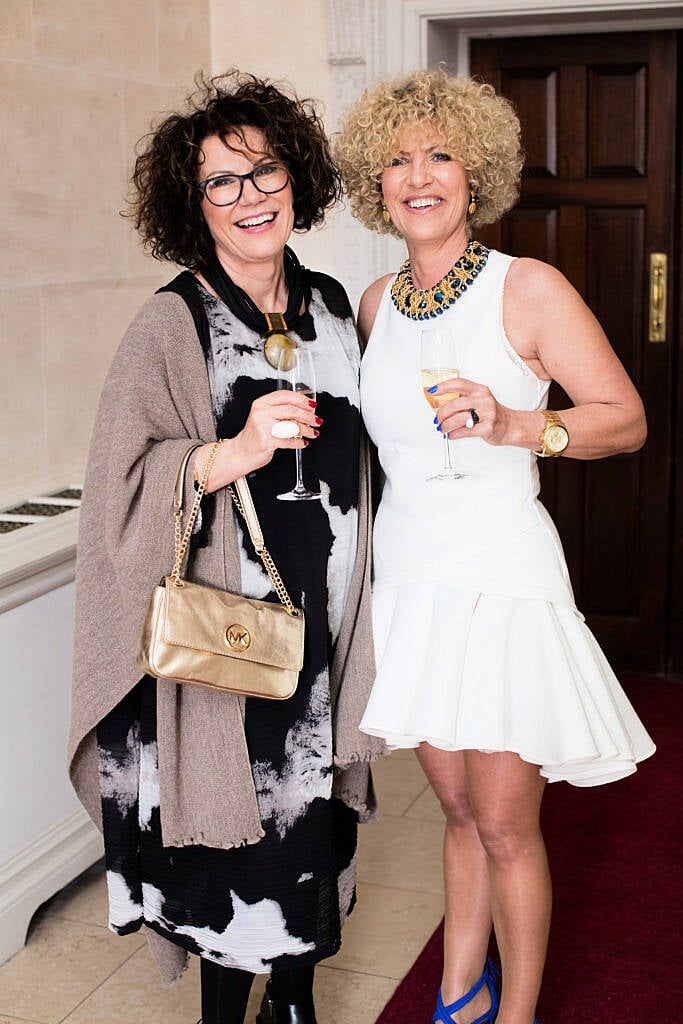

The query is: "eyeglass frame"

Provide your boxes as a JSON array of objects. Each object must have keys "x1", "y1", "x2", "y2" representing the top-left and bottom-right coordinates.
[{"x1": 197, "y1": 162, "x2": 291, "y2": 207}]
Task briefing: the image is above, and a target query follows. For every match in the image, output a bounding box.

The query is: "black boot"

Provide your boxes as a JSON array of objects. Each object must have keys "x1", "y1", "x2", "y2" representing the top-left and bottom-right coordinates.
[{"x1": 256, "y1": 981, "x2": 317, "y2": 1024}]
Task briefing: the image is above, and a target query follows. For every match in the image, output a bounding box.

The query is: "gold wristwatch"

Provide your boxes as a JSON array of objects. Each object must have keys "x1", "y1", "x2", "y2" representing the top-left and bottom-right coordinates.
[{"x1": 534, "y1": 410, "x2": 569, "y2": 457}]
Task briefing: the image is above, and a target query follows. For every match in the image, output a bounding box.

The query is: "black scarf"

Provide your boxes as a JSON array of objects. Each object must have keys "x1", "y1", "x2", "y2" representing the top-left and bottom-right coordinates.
[{"x1": 202, "y1": 245, "x2": 310, "y2": 333}]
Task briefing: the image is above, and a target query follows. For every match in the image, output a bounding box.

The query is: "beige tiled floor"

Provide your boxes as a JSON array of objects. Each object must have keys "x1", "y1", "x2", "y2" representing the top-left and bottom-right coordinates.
[{"x1": 0, "y1": 753, "x2": 445, "y2": 1024}]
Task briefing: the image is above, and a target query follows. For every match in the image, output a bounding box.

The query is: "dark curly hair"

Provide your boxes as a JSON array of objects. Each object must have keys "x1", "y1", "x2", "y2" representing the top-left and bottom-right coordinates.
[{"x1": 129, "y1": 70, "x2": 342, "y2": 270}]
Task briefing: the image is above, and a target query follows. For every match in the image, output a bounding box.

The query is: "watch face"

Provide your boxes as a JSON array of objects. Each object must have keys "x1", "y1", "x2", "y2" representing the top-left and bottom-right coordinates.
[{"x1": 545, "y1": 424, "x2": 569, "y2": 453}]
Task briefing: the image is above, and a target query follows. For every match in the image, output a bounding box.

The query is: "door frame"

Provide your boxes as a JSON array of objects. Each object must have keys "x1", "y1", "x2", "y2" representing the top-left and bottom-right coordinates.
[{"x1": 384, "y1": 0, "x2": 683, "y2": 77}]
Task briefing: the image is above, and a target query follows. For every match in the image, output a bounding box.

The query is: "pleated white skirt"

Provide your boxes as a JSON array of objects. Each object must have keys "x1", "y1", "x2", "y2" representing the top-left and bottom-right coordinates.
[{"x1": 360, "y1": 583, "x2": 656, "y2": 787}]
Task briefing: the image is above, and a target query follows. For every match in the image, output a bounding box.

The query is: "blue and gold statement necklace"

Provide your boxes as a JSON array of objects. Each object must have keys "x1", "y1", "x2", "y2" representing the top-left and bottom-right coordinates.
[{"x1": 390, "y1": 239, "x2": 489, "y2": 320}]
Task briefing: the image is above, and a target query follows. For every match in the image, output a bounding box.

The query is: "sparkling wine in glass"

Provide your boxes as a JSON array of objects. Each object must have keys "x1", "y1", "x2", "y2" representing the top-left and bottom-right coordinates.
[
  {"x1": 420, "y1": 329, "x2": 466, "y2": 481},
  {"x1": 276, "y1": 346, "x2": 321, "y2": 501}
]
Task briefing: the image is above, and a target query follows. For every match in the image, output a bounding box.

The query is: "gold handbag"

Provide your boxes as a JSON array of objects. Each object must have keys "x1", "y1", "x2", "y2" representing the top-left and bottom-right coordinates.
[{"x1": 136, "y1": 441, "x2": 305, "y2": 699}]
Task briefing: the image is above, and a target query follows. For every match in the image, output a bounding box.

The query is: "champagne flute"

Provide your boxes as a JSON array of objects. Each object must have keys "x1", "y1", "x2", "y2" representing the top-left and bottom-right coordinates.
[
  {"x1": 420, "y1": 329, "x2": 466, "y2": 481},
  {"x1": 276, "y1": 346, "x2": 321, "y2": 501}
]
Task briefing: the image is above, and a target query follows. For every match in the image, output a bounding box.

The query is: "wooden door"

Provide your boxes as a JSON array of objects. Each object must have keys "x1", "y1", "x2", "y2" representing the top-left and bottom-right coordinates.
[{"x1": 470, "y1": 32, "x2": 678, "y2": 677}]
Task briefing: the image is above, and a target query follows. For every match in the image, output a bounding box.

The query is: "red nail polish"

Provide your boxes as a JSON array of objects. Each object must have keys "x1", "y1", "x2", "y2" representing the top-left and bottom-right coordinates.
[
  {"x1": 315, "y1": 416, "x2": 323, "y2": 425},
  {"x1": 308, "y1": 400, "x2": 317, "y2": 408},
  {"x1": 313, "y1": 429, "x2": 319, "y2": 437}
]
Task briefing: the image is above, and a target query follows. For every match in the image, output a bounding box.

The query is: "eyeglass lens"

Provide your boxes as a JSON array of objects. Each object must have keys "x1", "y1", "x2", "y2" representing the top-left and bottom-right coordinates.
[{"x1": 203, "y1": 164, "x2": 289, "y2": 206}]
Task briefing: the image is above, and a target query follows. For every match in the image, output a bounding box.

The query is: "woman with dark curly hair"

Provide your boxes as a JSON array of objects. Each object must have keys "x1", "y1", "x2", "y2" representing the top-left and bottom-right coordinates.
[
  {"x1": 336, "y1": 69, "x2": 654, "y2": 1024},
  {"x1": 68, "y1": 71, "x2": 385, "y2": 1024}
]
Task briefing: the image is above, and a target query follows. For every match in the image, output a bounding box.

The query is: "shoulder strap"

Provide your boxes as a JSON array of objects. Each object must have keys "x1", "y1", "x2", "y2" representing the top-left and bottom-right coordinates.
[
  {"x1": 231, "y1": 477, "x2": 264, "y2": 551},
  {"x1": 227, "y1": 478, "x2": 300, "y2": 617}
]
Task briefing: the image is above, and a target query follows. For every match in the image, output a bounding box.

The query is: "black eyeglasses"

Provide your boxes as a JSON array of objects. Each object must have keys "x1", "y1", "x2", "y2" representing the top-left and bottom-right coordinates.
[{"x1": 198, "y1": 163, "x2": 290, "y2": 207}]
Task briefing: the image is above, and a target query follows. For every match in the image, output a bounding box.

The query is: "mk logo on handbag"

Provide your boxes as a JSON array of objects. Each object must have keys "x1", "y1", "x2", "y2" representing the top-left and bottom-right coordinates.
[{"x1": 225, "y1": 624, "x2": 251, "y2": 651}]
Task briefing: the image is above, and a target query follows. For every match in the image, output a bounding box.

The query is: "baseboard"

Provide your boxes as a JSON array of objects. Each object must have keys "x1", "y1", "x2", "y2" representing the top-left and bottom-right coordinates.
[{"x1": 0, "y1": 807, "x2": 104, "y2": 965}]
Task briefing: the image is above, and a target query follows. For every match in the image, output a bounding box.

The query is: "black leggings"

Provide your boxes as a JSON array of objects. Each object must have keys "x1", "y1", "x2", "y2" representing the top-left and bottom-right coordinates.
[{"x1": 200, "y1": 959, "x2": 315, "y2": 1024}]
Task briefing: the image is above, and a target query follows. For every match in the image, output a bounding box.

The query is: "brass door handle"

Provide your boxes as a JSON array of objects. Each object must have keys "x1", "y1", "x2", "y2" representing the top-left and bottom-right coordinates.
[{"x1": 649, "y1": 253, "x2": 667, "y2": 343}]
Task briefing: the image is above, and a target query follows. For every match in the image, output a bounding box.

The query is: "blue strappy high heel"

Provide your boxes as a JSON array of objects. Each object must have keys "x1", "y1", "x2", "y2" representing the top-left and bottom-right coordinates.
[{"x1": 432, "y1": 957, "x2": 499, "y2": 1024}]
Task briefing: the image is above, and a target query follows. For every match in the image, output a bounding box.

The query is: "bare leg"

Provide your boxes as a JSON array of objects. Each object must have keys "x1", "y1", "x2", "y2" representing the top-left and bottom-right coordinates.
[
  {"x1": 416, "y1": 744, "x2": 493, "y2": 1023},
  {"x1": 465, "y1": 750, "x2": 550, "y2": 1024}
]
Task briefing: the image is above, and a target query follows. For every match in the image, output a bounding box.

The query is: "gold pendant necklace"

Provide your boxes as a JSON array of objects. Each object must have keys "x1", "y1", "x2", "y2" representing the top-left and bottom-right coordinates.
[
  {"x1": 262, "y1": 312, "x2": 297, "y2": 369},
  {"x1": 390, "y1": 240, "x2": 489, "y2": 321}
]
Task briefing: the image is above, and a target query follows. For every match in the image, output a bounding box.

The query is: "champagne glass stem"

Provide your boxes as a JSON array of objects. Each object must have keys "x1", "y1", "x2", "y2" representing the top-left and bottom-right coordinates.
[
  {"x1": 442, "y1": 435, "x2": 454, "y2": 473},
  {"x1": 294, "y1": 448, "x2": 306, "y2": 494}
]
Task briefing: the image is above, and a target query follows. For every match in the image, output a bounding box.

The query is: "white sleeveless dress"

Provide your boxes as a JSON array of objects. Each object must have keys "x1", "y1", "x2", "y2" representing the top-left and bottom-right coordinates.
[{"x1": 360, "y1": 249, "x2": 655, "y2": 786}]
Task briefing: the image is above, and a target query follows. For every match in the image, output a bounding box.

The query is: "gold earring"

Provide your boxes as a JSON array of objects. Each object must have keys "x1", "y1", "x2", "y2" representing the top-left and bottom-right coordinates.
[
  {"x1": 382, "y1": 204, "x2": 391, "y2": 225},
  {"x1": 468, "y1": 191, "x2": 477, "y2": 217}
]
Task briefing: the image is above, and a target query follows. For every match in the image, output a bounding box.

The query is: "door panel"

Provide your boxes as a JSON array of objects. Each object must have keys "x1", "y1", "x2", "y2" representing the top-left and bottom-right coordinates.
[
  {"x1": 586, "y1": 208, "x2": 644, "y2": 372},
  {"x1": 588, "y1": 64, "x2": 646, "y2": 177},
  {"x1": 503, "y1": 70, "x2": 558, "y2": 176},
  {"x1": 470, "y1": 31, "x2": 678, "y2": 676},
  {"x1": 504, "y1": 208, "x2": 558, "y2": 263}
]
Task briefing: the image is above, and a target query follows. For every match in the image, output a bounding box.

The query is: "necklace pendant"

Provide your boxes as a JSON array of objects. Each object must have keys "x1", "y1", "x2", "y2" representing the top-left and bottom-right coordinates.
[
  {"x1": 263, "y1": 312, "x2": 296, "y2": 369},
  {"x1": 263, "y1": 330, "x2": 297, "y2": 370}
]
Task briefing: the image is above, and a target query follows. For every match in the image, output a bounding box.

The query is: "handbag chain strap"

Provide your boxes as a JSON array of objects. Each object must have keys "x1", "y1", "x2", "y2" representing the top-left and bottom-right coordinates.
[
  {"x1": 171, "y1": 440, "x2": 223, "y2": 587},
  {"x1": 227, "y1": 479, "x2": 299, "y2": 618},
  {"x1": 170, "y1": 440, "x2": 300, "y2": 618}
]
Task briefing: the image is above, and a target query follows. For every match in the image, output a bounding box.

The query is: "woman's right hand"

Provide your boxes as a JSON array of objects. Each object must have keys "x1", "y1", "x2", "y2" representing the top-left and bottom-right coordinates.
[{"x1": 192, "y1": 390, "x2": 322, "y2": 492}]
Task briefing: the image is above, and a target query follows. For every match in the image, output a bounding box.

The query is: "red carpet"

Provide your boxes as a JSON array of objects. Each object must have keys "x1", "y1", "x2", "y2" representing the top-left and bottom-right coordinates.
[{"x1": 375, "y1": 679, "x2": 683, "y2": 1024}]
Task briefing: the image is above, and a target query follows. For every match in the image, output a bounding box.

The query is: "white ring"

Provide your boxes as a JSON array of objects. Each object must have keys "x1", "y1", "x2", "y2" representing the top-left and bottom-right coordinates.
[
  {"x1": 465, "y1": 416, "x2": 475, "y2": 429},
  {"x1": 271, "y1": 420, "x2": 300, "y2": 439}
]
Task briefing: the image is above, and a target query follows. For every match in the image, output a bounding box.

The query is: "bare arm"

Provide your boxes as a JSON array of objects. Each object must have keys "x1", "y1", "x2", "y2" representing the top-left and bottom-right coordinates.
[
  {"x1": 505, "y1": 258, "x2": 646, "y2": 457},
  {"x1": 437, "y1": 258, "x2": 647, "y2": 459},
  {"x1": 357, "y1": 274, "x2": 394, "y2": 351}
]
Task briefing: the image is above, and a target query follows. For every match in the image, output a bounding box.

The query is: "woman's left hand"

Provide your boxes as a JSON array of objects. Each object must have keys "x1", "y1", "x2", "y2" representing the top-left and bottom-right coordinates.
[{"x1": 432, "y1": 377, "x2": 513, "y2": 445}]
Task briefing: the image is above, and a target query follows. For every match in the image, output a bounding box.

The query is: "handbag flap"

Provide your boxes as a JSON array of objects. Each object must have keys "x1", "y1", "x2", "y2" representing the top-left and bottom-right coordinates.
[{"x1": 160, "y1": 577, "x2": 305, "y2": 671}]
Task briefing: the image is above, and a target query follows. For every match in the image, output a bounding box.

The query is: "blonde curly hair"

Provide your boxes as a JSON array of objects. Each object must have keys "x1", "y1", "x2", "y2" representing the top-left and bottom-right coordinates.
[{"x1": 335, "y1": 69, "x2": 523, "y2": 237}]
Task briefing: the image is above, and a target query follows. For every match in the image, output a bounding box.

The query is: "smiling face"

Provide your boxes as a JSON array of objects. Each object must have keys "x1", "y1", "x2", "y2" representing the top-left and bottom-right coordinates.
[
  {"x1": 198, "y1": 126, "x2": 295, "y2": 274},
  {"x1": 381, "y1": 127, "x2": 470, "y2": 254}
]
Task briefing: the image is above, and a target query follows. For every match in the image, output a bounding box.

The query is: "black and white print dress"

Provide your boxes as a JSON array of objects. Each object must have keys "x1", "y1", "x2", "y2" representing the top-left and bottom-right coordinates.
[{"x1": 96, "y1": 270, "x2": 362, "y2": 973}]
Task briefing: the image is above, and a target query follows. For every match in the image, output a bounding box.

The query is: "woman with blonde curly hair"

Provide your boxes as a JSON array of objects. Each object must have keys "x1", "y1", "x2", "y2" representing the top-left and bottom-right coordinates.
[{"x1": 336, "y1": 69, "x2": 654, "y2": 1024}]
